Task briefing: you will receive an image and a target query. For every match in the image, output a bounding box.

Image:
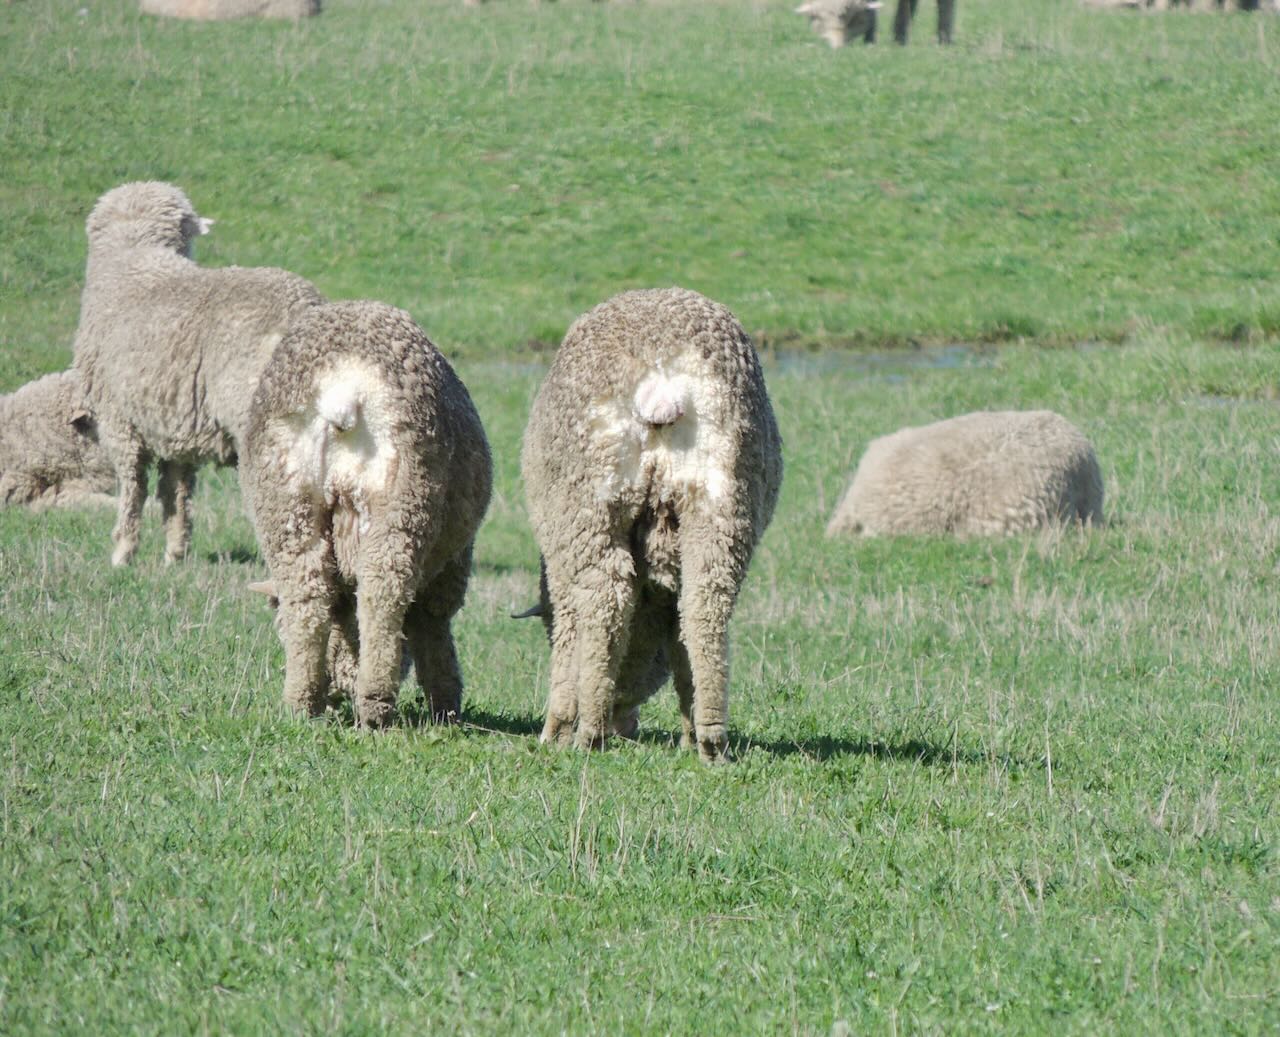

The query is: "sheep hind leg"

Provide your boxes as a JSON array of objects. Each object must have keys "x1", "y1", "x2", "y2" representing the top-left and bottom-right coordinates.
[
  {"x1": 352, "y1": 565, "x2": 414, "y2": 729},
  {"x1": 158, "y1": 460, "x2": 197, "y2": 565},
  {"x1": 109, "y1": 440, "x2": 149, "y2": 567},
  {"x1": 276, "y1": 563, "x2": 334, "y2": 719},
  {"x1": 405, "y1": 548, "x2": 472, "y2": 724},
  {"x1": 676, "y1": 532, "x2": 745, "y2": 764}
]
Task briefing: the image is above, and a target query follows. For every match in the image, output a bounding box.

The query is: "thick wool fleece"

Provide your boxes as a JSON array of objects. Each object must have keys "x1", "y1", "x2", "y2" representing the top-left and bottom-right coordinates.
[
  {"x1": 521, "y1": 287, "x2": 783, "y2": 761},
  {"x1": 826, "y1": 409, "x2": 1104, "y2": 537},
  {"x1": 140, "y1": 0, "x2": 319, "y2": 18},
  {"x1": 242, "y1": 301, "x2": 492, "y2": 729},
  {"x1": 0, "y1": 370, "x2": 116, "y2": 510},
  {"x1": 73, "y1": 181, "x2": 324, "y2": 566}
]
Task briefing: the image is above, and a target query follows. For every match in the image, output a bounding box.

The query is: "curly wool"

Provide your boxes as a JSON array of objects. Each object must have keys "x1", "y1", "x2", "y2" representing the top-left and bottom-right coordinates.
[
  {"x1": 521, "y1": 287, "x2": 783, "y2": 761},
  {"x1": 826, "y1": 409, "x2": 1104, "y2": 537},
  {"x1": 0, "y1": 370, "x2": 115, "y2": 511},
  {"x1": 73, "y1": 181, "x2": 324, "y2": 566},
  {"x1": 242, "y1": 300, "x2": 492, "y2": 729}
]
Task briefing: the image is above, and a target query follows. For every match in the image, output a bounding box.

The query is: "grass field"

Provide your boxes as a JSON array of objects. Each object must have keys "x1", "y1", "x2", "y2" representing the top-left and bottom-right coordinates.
[{"x1": 2, "y1": 0, "x2": 1279, "y2": 1033}]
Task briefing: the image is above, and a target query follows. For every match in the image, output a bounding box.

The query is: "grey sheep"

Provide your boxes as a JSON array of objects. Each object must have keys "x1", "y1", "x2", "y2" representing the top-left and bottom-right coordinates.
[
  {"x1": 825, "y1": 410, "x2": 1103, "y2": 537},
  {"x1": 73, "y1": 181, "x2": 324, "y2": 566},
  {"x1": 521, "y1": 287, "x2": 782, "y2": 761},
  {"x1": 241, "y1": 301, "x2": 492, "y2": 729},
  {"x1": 0, "y1": 370, "x2": 116, "y2": 511}
]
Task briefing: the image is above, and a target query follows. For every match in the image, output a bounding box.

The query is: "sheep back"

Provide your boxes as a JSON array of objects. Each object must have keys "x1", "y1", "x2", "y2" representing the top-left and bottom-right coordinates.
[
  {"x1": 522, "y1": 287, "x2": 782, "y2": 758},
  {"x1": 0, "y1": 370, "x2": 116, "y2": 510},
  {"x1": 826, "y1": 409, "x2": 1103, "y2": 537},
  {"x1": 243, "y1": 300, "x2": 491, "y2": 726}
]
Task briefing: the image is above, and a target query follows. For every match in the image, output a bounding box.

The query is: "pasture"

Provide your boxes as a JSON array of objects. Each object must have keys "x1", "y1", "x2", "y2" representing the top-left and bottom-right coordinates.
[{"x1": 1, "y1": 0, "x2": 1278, "y2": 1032}]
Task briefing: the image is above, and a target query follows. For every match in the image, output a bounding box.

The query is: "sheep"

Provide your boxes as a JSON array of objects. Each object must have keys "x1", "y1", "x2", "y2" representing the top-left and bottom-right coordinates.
[
  {"x1": 825, "y1": 410, "x2": 1103, "y2": 538},
  {"x1": 72, "y1": 181, "x2": 324, "y2": 567},
  {"x1": 139, "y1": 0, "x2": 319, "y2": 21},
  {"x1": 0, "y1": 370, "x2": 116, "y2": 511},
  {"x1": 241, "y1": 300, "x2": 492, "y2": 729},
  {"x1": 795, "y1": 0, "x2": 882, "y2": 47},
  {"x1": 520, "y1": 287, "x2": 783, "y2": 761}
]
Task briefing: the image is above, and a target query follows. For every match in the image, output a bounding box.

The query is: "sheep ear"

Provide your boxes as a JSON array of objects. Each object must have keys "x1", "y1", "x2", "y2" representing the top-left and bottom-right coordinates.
[
  {"x1": 69, "y1": 409, "x2": 94, "y2": 432},
  {"x1": 198, "y1": 217, "x2": 214, "y2": 236},
  {"x1": 510, "y1": 602, "x2": 545, "y2": 620},
  {"x1": 247, "y1": 580, "x2": 280, "y2": 608}
]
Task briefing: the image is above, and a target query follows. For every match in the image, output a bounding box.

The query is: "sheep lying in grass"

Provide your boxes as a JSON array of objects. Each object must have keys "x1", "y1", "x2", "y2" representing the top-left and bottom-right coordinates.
[
  {"x1": 825, "y1": 410, "x2": 1103, "y2": 537},
  {"x1": 0, "y1": 370, "x2": 116, "y2": 511},
  {"x1": 140, "y1": 0, "x2": 319, "y2": 20},
  {"x1": 73, "y1": 181, "x2": 324, "y2": 567},
  {"x1": 521, "y1": 287, "x2": 783, "y2": 761},
  {"x1": 242, "y1": 301, "x2": 491, "y2": 728},
  {"x1": 795, "y1": 0, "x2": 882, "y2": 47}
]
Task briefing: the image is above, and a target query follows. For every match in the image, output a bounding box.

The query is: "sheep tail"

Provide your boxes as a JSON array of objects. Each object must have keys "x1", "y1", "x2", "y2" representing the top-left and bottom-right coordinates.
[
  {"x1": 316, "y1": 381, "x2": 361, "y2": 432},
  {"x1": 633, "y1": 373, "x2": 686, "y2": 427}
]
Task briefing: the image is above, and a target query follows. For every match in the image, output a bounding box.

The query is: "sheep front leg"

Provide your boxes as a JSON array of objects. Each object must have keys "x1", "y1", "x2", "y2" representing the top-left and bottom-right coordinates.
[
  {"x1": 541, "y1": 614, "x2": 579, "y2": 747},
  {"x1": 157, "y1": 460, "x2": 197, "y2": 565},
  {"x1": 667, "y1": 636, "x2": 697, "y2": 751},
  {"x1": 109, "y1": 439, "x2": 149, "y2": 567},
  {"x1": 405, "y1": 602, "x2": 462, "y2": 724}
]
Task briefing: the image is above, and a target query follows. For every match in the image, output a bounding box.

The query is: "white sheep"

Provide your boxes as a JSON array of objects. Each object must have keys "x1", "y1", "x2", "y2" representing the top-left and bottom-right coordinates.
[
  {"x1": 241, "y1": 300, "x2": 492, "y2": 728},
  {"x1": 825, "y1": 410, "x2": 1103, "y2": 537},
  {"x1": 139, "y1": 0, "x2": 319, "y2": 21},
  {"x1": 520, "y1": 287, "x2": 783, "y2": 761},
  {"x1": 72, "y1": 181, "x2": 324, "y2": 567},
  {"x1": 0, "y1": 370, "x2": 116, "y2": 511},
  {"x1": 795, "y1": 0, "x2": 882, "y2": 47}
]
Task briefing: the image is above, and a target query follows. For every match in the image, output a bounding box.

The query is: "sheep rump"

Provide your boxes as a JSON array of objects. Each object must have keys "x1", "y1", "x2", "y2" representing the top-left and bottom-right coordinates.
[
  {"x1": 242, "y1": 301, "x2": 492, "y2": 728},
  {"x1": 825, "y1": 409, "x2": 1103, "y2": 537},
  {"x1": 0, "y1": 370, "x2": 116, "y2": 511},
  {"x1": 521, "y1": 287, "x2": 783, "y2": 761},
  {"x1": 73, "y1": 181, "x2": 324, "y2": 566}
]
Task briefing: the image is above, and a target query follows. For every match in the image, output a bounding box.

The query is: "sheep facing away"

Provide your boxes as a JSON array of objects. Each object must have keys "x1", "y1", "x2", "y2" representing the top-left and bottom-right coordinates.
[
  {"x1": 73, "y1": 181, "x2": 324, "y2": 567},
  {"x1": 795, "y1": 0, "x2": 882, "y2": 47},
  {"x1": 0, "y1": 370, "x2": 116, "y2": 511},
  {"x1": 242, "y1": 301, "x2": 492, "y2": 728},
  {"x1": 825, "y1": 410, "x2": 1103, "y2": 537},
  {"x1": 520, "y1": 287, "x2": 783, "y2": 761}
]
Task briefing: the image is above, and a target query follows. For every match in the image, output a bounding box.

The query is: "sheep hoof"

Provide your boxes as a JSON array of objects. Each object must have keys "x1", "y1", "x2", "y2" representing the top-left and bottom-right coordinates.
[
  {"x1": 696, "y1": 725, "x2": 729, "y2": 764},
  {"x1": 356, "y1": 699, "x2": 396, "y2": 730},
  {"x1": 573, "y1": 725, "x2": 607, "y2": 752},
  {"x1": 539, "y1": 715, "x2": 575, "y2": 747},
  {"x1": 430, "y1": 707, "x2": 460, "y2": 726},
  {"x1": 110, "y1": 542, "x2": 136, "y2": 567}
]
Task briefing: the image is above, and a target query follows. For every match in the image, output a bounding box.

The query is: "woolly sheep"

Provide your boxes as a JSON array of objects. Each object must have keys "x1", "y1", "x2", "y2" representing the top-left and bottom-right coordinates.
[
  {"x1": 795, "y1": 0, "x2": 882, "y2": 47},
  {"x1": 241, "y1": 300, "x2": 492, "y2": 728},
  {"x1": 520, "y1": 287, "x2": 783, "y2": 761},
  {"x1": 140, "y1": 0, "x2": 319, "y2": 21},
  {"x1": 825, "y1": 410, "x2": 1103, "y2": 537},
  {"x1": 73, "y1": 181, "x2": 324, "y2": 567},
  {"x1": 0, "y1": 370, "x2": 116, "y2": 511}
]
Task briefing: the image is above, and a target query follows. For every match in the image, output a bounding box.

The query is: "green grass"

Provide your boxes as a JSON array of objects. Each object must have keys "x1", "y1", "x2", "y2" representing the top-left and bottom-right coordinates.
[{"x1": 2, "y1": 0, "x2": 1279, "y2": 1033}]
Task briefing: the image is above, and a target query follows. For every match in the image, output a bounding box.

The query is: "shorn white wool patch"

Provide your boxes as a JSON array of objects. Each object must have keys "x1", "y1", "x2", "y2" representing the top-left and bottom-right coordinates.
[
  {"x1": 283, "y1": 361, "x2": 398, "y2": 533},
  {"x1": 587, "y1": 362, "x2": 731, "y2": 504}
]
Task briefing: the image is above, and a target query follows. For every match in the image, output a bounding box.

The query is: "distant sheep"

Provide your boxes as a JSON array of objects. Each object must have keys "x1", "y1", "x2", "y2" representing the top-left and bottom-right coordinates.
[
  {"x1": 0, "y1": 370, "x2": 115, "y2": 511},
  {"x1": 521, "y1": 287, "x2": 783, "y2": 761},
  {"x1": 795, "y1": 0, "x2": 881, "y2": 47},
  {"x1": 140, "y1": 0, "x2": 319, "y2": 20},
  {"x1": 242, "y1": 301, "x2": 492, "y2": 729},
  {"x1": 73, "y1": 181, "x2": 324, "y2": 566},
  {"x1": 826, "y1": 410, "x2": 1103, "y2": 537}
]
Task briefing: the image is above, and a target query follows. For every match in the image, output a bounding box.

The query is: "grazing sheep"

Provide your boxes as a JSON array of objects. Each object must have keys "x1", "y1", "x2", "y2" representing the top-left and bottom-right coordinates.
[
  {"x1": 825, "y1": 410, "x2": 1103, "y2": 538},
  {"x1": 521, "y1": 287, "x2": 783, "y2": 761},
  {"x1": 0, "y1": 370, "x2": 116, "y2": 511},
  {"x1": 140, "y1": 0, "x2": 319, "y2": 21},
  {"x1": 73, "y1": 181, "x2": 324, "y2": 567},
  {"x1": 241, "y1": 301, "x2": 492, "y2": 729},
  {"x1": 795, "y1": 0, "x2": 882, "y2": 47}
]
